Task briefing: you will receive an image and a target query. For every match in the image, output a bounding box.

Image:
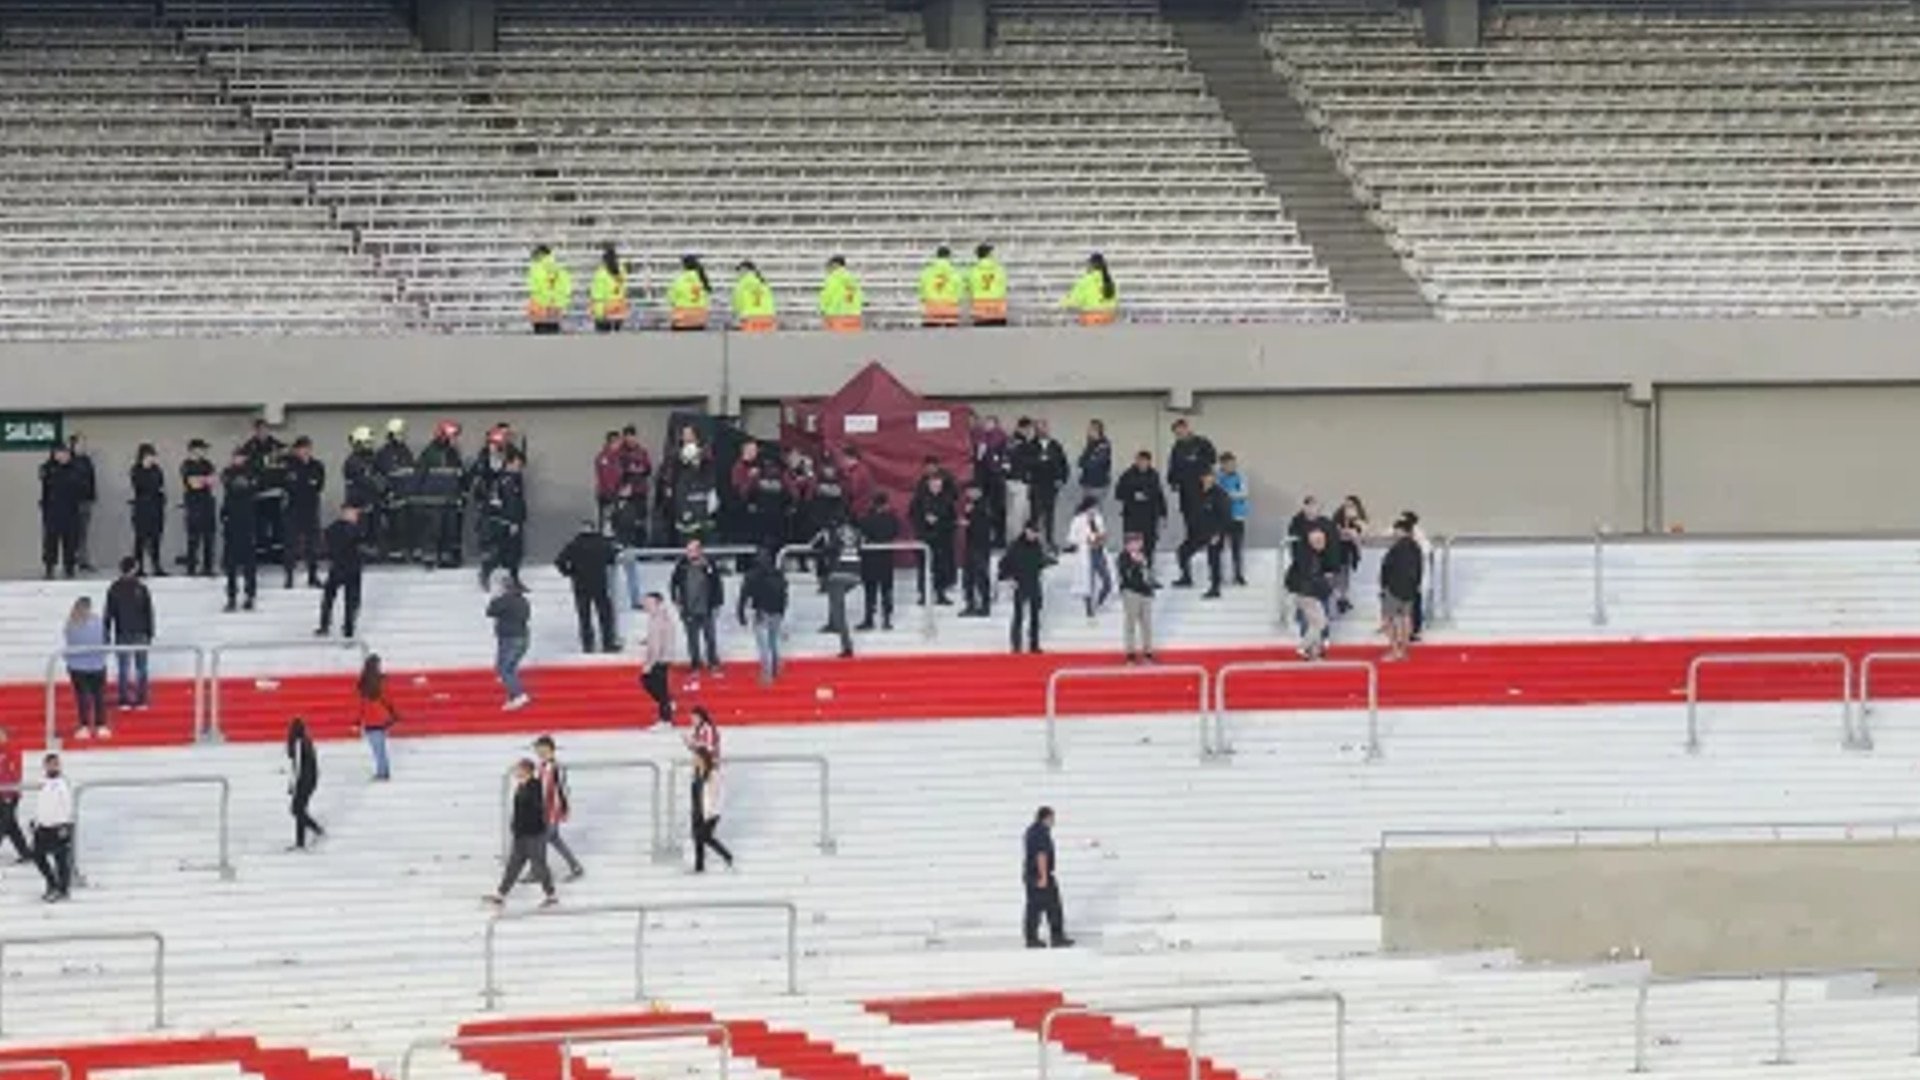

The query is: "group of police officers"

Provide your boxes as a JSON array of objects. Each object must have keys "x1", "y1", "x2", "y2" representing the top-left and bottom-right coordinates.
[{"x1": 526, "y1": 245, "x2": 1121, "y2": 334}]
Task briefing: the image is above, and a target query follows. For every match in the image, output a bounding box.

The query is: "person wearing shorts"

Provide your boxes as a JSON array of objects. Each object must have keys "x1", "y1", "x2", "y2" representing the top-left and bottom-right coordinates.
[{"x1": 1379, "y1": 515, "x2": 1425, "y2": 662}]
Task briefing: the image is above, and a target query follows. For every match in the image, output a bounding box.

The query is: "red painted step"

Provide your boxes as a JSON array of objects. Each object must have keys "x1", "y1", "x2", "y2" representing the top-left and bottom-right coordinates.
[
  {"x1": 458, "y1": 1008, "x2": 910, "y2": 1080},
  {"x1": 0, "y1": 1037, "x2": 384, "y2": 1080},
  {"x1": 7, "y1": 635, "x2": 1919, "y2": 751},
  {"x1": 867, "y1": 990, "x2": 1250, "y2": 1080}
]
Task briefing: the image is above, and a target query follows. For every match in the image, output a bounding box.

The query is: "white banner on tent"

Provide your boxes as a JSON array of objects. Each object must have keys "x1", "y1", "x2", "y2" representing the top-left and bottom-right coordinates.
[
  {"x1": 916, "y1": 410, "x2": 952, "y2": 432},
  {"x1": 843, "y1": 413, "x2": 879, "y2": 434}
]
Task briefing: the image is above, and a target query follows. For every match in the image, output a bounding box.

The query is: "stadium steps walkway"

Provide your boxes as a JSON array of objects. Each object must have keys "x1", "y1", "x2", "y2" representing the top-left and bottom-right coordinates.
[{"x1": 1165, "y1": 5, "x2": 1433, "y2": 320}]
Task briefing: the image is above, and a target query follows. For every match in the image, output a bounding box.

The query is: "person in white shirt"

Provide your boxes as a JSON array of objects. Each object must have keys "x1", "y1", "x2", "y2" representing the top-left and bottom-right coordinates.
[
  {"x1": 32, "y1": 753, "x2": 74, "y2": 902},
  {"x1": 689, "y1": 748, "x2": 733, "y2": 873},
  {"x1": 1066, "y1": 496, "x2": 1113, "y2": 619}
]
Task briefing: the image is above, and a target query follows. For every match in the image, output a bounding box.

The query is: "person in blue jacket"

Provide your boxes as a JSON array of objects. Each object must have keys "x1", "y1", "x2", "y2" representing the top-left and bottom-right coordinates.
[{"x1": 1217, "y1": 453, "x2": 1249, "y2": 586}]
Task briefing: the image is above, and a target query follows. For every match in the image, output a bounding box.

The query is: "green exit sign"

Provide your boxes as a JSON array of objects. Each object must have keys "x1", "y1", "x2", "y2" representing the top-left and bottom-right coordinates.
[{"x1": 0, "y1": 413, "x2": 63, "y2": 452}]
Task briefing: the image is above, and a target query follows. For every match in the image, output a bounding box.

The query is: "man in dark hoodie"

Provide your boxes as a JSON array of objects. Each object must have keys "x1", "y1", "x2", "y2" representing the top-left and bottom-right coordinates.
[
  {"x1": 316, "y1": 504, "x2": 365, "y2": 639},
  {"x1": 910, "y1": 463, "x2": 958, "y2": 606},
  {"x1": 103, "y1": 557, "x2": 155, "y2": 711},
  {"x1": 486, "y1": 758, "x2": 557, "y2": 909},
  {"x1": 670, "y1": 538, "x2": 724, "y2": 677},
  {"x1": 959, "y1": 483, "x2": 994, "y2": 617},
  {"x1": 999, "y1": 521, "x2": 1048, "y2": 654},
  {"x1": 1113, "y1": 450, "x2": 1167, "y2": 569},
  {"x1": 1174, "y1": 468, "x2": 1232, "y2": 599},
  {"x1": 282, "y1": 436, "x2": 326, "y2": 589},
  {"x1": 1165, "y1": 418, "x2": 1217, "y2": 529},
  {"x1": 857, "y1": 492, "x2": 901, "y2": 632},
  {"x1": 736, "y1": 549, "x2": 789, "y2": 684},
  {"x1": 220, "y1": 448, "x2": 260, "y2": 612},
  {"x1": 555, "y1": 519, "x2": 619, "y2": 654}
]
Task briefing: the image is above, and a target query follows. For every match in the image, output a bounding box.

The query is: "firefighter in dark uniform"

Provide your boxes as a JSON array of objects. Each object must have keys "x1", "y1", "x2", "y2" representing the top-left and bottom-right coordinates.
[
  {"x1": 37, "y1": 443, "x2": 85, "y2": 580},
  {"x1": 674, "y1": 451, "x2": 717, "y2": 547},
  {"x1": 341, "y1": 426, "x2": 383, "y2": 556},
  {"x1": 373, "y1": 418, "x2": 416, "y2": 561},
  {"x1": 479, "y1": 451, "x2": 527, "y2": 591},
  {"x1": 180, "y1": 438, "x2": 218, "y2": 577},
  {"x1": 238, "y1": 419, "x2": 287, "y2": 562},
  {"x1": 746, "y1": 455, "x2": 793, "y2": 557},
  {"x1": 220, "y1": 449, "x2": 260, "y2": 612},
  {"x1": 806, "y1": 459, "x2": 850, "y2": 592},
  {"x1": 282, "y1": 436, "x2": 326, "y2": 589},
  {"x1": 415, "y1": 420, "x2": 467, "y2": 568}
]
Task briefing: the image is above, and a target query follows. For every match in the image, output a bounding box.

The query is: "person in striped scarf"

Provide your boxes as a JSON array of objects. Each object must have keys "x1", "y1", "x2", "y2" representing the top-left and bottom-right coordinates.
[{"x1": 533, "y1": 736, "x2": 584, "y2": 881}]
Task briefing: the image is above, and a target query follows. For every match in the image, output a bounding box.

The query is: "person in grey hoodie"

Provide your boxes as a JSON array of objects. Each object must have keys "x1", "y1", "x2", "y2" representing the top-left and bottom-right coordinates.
[
  {"x1": 63, "y1": 597, "x2": 109, "y2": 739},
  {"x1": 486, "y1": 579, "x2": 533, "y2": 711},
  {"x1": 639, "y1": 592, "x2": 676, "y2": 728}
]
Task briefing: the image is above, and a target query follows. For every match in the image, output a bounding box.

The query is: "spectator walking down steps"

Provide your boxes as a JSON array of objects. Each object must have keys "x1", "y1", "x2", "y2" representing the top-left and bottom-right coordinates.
[{"x1": 488, "y1": 758, "x2": 558, "y2": 909}]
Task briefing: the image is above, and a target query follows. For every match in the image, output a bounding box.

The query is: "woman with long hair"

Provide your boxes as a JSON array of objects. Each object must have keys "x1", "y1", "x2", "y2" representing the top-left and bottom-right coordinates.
[
  {"x1": 589, "y1": 244, "x2": 630, "y2": 333},
  {"x1": 285, "y1": 716, "x2": 324, "y2": 850},
  {"x1": 689, "y1": 747, "x2": 733, "y2": 873},
  {"x1": 669, "y1": 254, "x2": 713, "y2": 330},
  {"x1": 1066, "y1": 494, "x2": 1113, "y2": 618},
  {"x1": 355, "y1": 653, "x2": 400, "y2": 781},
  {"x1": 1331, "y1": 494, "x2": 1369, "y2": 615},
  {"x1": 1062, "y1": 253, "x2": 1118, "y2": 326},
  {"x1": 685, "y1": 705, "x2": 720, "y2": 761},
  {"x1": 63, "y1": 597, "x2": 108, "y2": 740}
]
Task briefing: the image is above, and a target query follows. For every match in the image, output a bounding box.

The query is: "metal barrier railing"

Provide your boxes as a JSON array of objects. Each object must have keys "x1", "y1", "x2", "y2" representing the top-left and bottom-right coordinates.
[
  {"x1": 1685, "y1": 652, "x2": 1855, "y2": 754},
  {"x1": 615, "y1": 545, "x2": 759, "y2": 568},
  {"x1": 0, "y1": 931, "x2": 165, "y2": 1036},
  {"x1": 1378, "y1": 815, "x2": 1920, "y2": 851},
  {"x1": 1857, "y1": 652, "x2": 1920, "y2": 732},
  {"x1": 206, "y1": 638, "x2": 370, "y2": 743},
  {"x1": 498, "y1": 760, "x2": 663, "y2": 865},
  {"x1": 1043, "y1": 664, "x2": 1210, "y2": 769},
  {"x1": 1630, "y1": 970, "x2": 1891, "y2": 1072},
  {"x1": 41, "y1": 644, "x2": 206, "y2": 751},
  {"x1": 482, "y1": 900, "x2": 798, "y2": 1009},
  {"x1": 1038, "y1": 991, "x2": 1347, "y2": 1080},
  {"x1": 73, "y1": 776, "x2": 234, "y2": 886},
  {"x1": 663, "y1": 754, "x2": 836, "y2": 858},
  {"x1": 775, "y1": 539, "x2": 937, "y2": 638},
  {"x1": 1212, "y1": 660, "x2": 1381, "y2": 762},
  {"x1": 399, "y1": 1025, "x2": 733, "y2": 1080},
  {"x1": 0, "y1": 1061, "x2": 72, "y2": 1080}
]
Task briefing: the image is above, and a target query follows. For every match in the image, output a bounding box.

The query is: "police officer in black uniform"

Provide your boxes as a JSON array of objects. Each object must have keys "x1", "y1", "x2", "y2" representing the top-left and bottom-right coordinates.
[
  {"x1": 180, "y1": 438, "x2": 218, "y2": 577},
  {"x1": 130, "y1": 443, "x2": 168, "y2": 577},
  {"x1": 282, "y1": 436, "x2": 326, "y2": 589},
  {"x1": 316, "y1": 504, "x2": 365, "y2": 638},
  {"x1": 1022, "y1": 806, "x2": 1074, "y2": 949},
  {"x1": 37, "y1": 444, "x2": 85, "y2": 580},
  {"x1": 239, "y1": 419, "x2": 287, "y2": 562},
  {"x1": 414, "y1": 421, "x2": 466, "y2": 568},
  {"x1": 220, "y1": 449, "x2": 260, "y2": 612},
  {"x1": 479, "y1": 451, "x2": 527, "y2": 591}
]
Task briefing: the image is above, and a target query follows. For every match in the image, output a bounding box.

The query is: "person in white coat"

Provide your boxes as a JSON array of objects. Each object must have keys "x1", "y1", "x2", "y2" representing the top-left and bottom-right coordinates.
[
  {"x1": 1066, "y1": 495, "x2": 1114, "y2": 619},
  {"x1": 689, "y1": 747, "x2": 733, "y2": 873},
  {"x1": 32, "y1": 752, "x2": 75, "y2": 902}
]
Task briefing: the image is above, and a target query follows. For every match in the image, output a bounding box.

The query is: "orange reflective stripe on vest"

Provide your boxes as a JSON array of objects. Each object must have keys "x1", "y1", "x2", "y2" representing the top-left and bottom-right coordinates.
[
  {"x1": 1077, "y1": 309, "x2": 1116, "y2": 327},
  {"x1": 671, "y1": 307, "x2": 709, "y2": 329},
  {"x1": 970, "y1": 299, "x2": 1008, "y2": 322},
  {"x1": 738, "y1": 315, "x2": 777, "y2": 333},
  {"x1": 823, "y1": 314, "x2": 862, "y2": 332}
]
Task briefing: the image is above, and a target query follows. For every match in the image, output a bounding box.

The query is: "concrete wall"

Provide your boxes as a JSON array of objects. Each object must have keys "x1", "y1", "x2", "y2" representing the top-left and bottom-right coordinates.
[
  {"x1": 1377, "y1": 839, "x2": 1920, "y2": 976},
  {"x1": 2, "y1": 316, "x2": 1918, "y2": 572}
]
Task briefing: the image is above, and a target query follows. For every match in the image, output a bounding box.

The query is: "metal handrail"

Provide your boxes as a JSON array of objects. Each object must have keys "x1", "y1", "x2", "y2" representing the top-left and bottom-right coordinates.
[
  {"x1": 1379, "y1": 815, "x2": 1920, "y2": 850},
  {"x1": 73, "y1": 775, "x2": 234, "y2": 885},
  {"x1": 1858, "y1": 651, "x2": 1920, "y2": 726},
  {"x1": 0, "y1": 931, "x2": 165, "y2": 1036},
  {"x1": 0, "y1": 1061, "x2": 72, "y2": 1080},
  {"x1": 498, "y1": 759, "x2": 662, "y2": 865},
  {"x1": 1685, "y1": 652, "x2": 1855, "y2": 753},
  {"x1": 615, "y1": 544, "x2": 759, "y2": 568},
  {"x1": 1038, "y1": 991, "x2": 1347, "y2": 1080},
  {"x1": 42, "y1": 644, "x2": 206, "y2": 751},
  {"x1": 1630, "y1": 969, "x2": 1888, "y2": 1072},
  {"x1": 482, "y1": 901, "x2": 798, "y2": 1009},
  {"x1": 664, "y1": 754, "x2": 836, "y2": 857},
  {"x1": 1043, "y1": 664, "x2": 1210, "y2": 769},
  {"x1": 775, "y1": 539, "x2": 938, "y2": 637},
  {"x1": 1212, "y1": 660, "x2": 1381, "y2": 762},
  {"x1": 206, "y1": 638, "x2": 370, "y2": 743},
  {"x1": 398, "y1": 1024, "x2": 732, "y2": 1080}
]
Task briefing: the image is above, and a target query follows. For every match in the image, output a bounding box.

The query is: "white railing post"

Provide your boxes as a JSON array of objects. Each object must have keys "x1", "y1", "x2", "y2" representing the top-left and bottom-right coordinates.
[
  {"x1": 42, "y1": 644, "x2": 206, "y2": 751},
  {"x1": 1044, "y1": 664, "x2": 1210, "y2": 769},
  {"x1": 0, "y1": 931, "x2": 165, "y2": 1036},
  {"x1": 72, "y1": 776, "x2": 234, "y2": 885},
  {"x1": 497, "y1": 759, "x2": 662, "y2": 865},
  {"x1": 1038, "y1": 992, "x2": 1345, "y2": 1080},
  {"x1": 1685, "y1": 652, "x2": 1853, "y2": 754},
  {"x1": 207, "y1": 638, "x2": 370, "y2": 743},
  {"x1": 1213, "y1": 660, "x2": 1380, "y2": 762},
  {"x1": 663, "y1": 755, "x2": 834, "y2": 858},
  {"x1": 1591, "y1": 524, "x2": 1608, "y2": 627},
  {"x1": 400, "y1": 1025, "x2": 732, "y2": 1080},
  {"x1": 483, "y1": 901, "x2": 797, "y2": 1009}
]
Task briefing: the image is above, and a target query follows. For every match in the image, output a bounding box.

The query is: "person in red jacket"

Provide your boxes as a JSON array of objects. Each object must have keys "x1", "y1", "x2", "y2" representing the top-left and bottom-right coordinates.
[
  {"x1": 533, "y1": 735, "x2": 584, "y2": 880},
  {"x1": 0, "y1": 728, "x2": 30, "y2": 862},
  {"x1": 355, "y1": 654, "x2": 400, "y2": 781},
  {"x1": 593, "y1": 432, "x2": 626, "y2": 528}
]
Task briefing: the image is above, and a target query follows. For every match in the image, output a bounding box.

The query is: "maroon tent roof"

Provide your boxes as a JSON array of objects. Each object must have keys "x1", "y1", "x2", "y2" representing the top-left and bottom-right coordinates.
[{"x1": 780, "y1": 361, "x2": 976, "y2": 508}]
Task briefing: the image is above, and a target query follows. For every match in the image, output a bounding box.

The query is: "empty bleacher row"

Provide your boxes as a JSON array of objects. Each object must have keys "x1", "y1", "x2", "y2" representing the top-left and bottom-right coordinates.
[{"x1": 1261, "y1": 0, "x2": 1920, "y2": 320}]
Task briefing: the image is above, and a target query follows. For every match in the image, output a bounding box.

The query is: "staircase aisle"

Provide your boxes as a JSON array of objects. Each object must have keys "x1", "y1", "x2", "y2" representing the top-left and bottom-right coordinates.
[{"x1": 1165, "y1": 4, "x2": 1432, "y2": 320}]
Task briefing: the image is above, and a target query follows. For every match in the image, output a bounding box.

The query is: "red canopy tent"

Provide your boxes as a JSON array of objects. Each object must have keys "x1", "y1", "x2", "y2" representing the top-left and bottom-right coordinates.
[{"x1": 780, "y1": 361, "x2": 976, "y2": 510}]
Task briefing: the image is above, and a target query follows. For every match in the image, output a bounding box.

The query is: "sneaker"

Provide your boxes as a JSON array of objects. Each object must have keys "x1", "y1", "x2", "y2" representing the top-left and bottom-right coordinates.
[
  {"x1": 135, "y1": 703, "x2": 149, "y2": 712},
  {"x1": 223, "y1": 600, "x2": 237, "y2": 613},
  {"x1": 242, "y1": 597, "x2": 256, "y2": 612},
  {"x1": 97, "y1": 727, "x2": 113, "y2": 740},
  {"x1": 1172, "y1": 577, "x2": 1193, "y2": 588},
  {"x1": 856, "y1": 621, "x2": 875, "y2": 631},
  {"x1": 503, "y1": 694, "x2": 532, "y2": 712},
  {"x1": 1124, "y1": 652, "x2": 1139, "y2": 665},
  {"x1": 1026, "y1": 939, "x2": 1047, "y2": 949},
  {"x1": 685, "y1": 677, "x2": 701, "y2": 691},
  {"x1": 75, "y1": 728, "x2": 92, "y2": 741},
  {"x1": 313, "y1": 626, "x2": 331, "y2": 638},
  {"x1": 482, "y1": 894, "x2": 504, "y2": 908},
  {"x1": 539, "y1": 895, "x2": 560, "y2": 909},
  {"x1": 1202, "y1": 590, "x2": 1221, "y2": 600},
  {"x1": 1051, "y1": 937, "x2": 1077, "y2": 949},
  {"x1": 566, "y1": 867, "x2": 585, "y2": 882}
]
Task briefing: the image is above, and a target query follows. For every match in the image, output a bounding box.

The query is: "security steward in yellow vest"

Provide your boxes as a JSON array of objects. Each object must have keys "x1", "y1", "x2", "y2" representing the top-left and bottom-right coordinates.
[
  {"x1": 668, "y1": 255, "x2": 712, "y2": 331},
  {"x1": 1062, "y1": 252, "x2": 1118, "y2": 327},
  {"x1": 526, "y1": 245, "x2": 573, "y2": 334},
  {"x1": 819, "y1": 255, "x2": 864, "y2": 332},
  {"x1": 967, "y1": 242, "x2": 1008, "y2": 327},
  {"x1": 733, "y1": 260, "x2": 777, "y2": 332},
  {"x1": 589, "y1": 245, "x2": 630, "y2": 332},
  {"x1": 919, "y1": 246, "x2": 962, "y2": 328}
]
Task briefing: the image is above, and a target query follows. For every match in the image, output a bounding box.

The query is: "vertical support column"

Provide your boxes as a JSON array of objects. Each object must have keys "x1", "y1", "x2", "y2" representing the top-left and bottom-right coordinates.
[
  {"x1": 926, "y1": 0, "x2": 990, "y2": 51},
  {"x1": 417, "y1": 0, "x2": 496, "y2": 52},
  {"x1": 1422, "y1": 0, "x2": 1482, "y2": 48}
]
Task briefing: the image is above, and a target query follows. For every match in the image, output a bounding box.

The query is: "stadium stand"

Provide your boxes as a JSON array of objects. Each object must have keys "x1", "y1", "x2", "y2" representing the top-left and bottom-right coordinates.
[{"x1": 1262, "y1": 0, "x2": 1920, "y2": 320}]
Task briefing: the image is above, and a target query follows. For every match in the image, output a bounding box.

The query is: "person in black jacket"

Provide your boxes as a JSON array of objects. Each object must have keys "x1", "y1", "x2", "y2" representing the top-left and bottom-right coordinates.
[
  {"x1": 1174, "y1": 469, "x2": 1231, "y2": 599},
  {"x1": 999, "y1": 522, "x2": 1047, "y2": 654},
  {"x1": 129, "y1": 444, "x2": 168, "y2": 577},
  {"x1": 415, "y1": 423, "x2": 467, "y2": 569},
  {"x1": 959, "y1": 484, "x2": 993, "y2": 617},
  {"x1": 670, "y1": 539, "x2": 724, "y2": 675},
  {"x1": 857, "y1": 493, "x2": 900, "y2": 631},
  {"x1": 816, "y1": 518, "x2": 862, "y2": 658},
  {"x1": 1004, "y1": 418, "x2": 1040, "y2": 549},
  {"x1": 1166, "y1": 419, "x2": 1217, "y2": 527},
  {"x1": 1113, "y1": 451, "x2": 1167, "y2": 569},
  {"x1": 910, "y1": 468, "x2": 958, "y2": 606},
  {"x1": 1076, "y1": 419, "x2": 1112, "y2": 516},
  {"x1": 180, "y1": 438, "x2": 218, "y2": 577},
  {"x1": 478, "y1": 453, "x2": 527, "y2": 592},
  {"x1": 1380, "y1": 514, "x2": 1425, "y2": 661},
  {"x1": 285, "y1": 716, "x2": 324, "y2": 850},
  {"x1": 316, "y1": 505, "x2": 364, "y2": 638},
  {"x1": 486, "y1": 758, "x2": 557, "y2": 909},
  {"x1": 1031, "y1": 420, "x2": 1070, "y2": 553},
  {"x1": 239, "y1": 420, "x2": 286, "y2": 563},
  {"x1": 67, "y1": 434, "x2": 98, "y2": 573},
  {"x1": 737, "y1": 549, "x2": 789, "y2": 684},
  {"x1": 103, "y1": 557, "x2": 155, "y2": 710},
  {"x1": 281, "y1": 437, "x2": 325, "y2": 589},
  {"x1": 1022, "y1": 806, "x2": 1073, "y2": 948},
  {"x1": 38, "y1": 443, "x2": 85, "y2": 580},
  {"x1": 744, "y1": 456, "x2": 793, "y2": 559},
  {"x1": 1286, "y1": 526, "x2": 1336, "y2": 660},
  {"x1": 220, "y1": 449, "x2": 260, "y2": 612},
  {"x1": 556, "y1": 520, "x2": 618, "y2": 654}
]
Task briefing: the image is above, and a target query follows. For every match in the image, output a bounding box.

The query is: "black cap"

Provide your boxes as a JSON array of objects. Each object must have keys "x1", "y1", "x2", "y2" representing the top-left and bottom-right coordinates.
[
  {"x1": 293, "y1": 436, "x2": 312, "y2": 450},
  {"x1": 188, "y1": 438, "x2": 208, "y2": 450}
]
